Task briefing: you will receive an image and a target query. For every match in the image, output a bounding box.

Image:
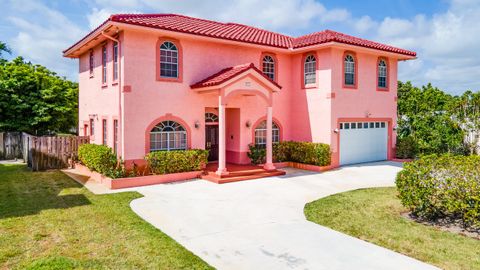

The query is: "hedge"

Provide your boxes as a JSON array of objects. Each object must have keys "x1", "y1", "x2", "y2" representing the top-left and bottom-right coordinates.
[
  {"x1": 248, "y1": 141, "x2": 331, "y2": 166},
  {"x1": 145, "y1": 149, "x2": 209, "y2": 175},
  {"x1": 395, "y1": 136, "x2": 417, "y2": 159},
  {"x1": 396, "y1": 154, "x2": 480, "y2": 228},
  {"x1": 78, "y1": 144, "x2": 119, "y2": 177}
]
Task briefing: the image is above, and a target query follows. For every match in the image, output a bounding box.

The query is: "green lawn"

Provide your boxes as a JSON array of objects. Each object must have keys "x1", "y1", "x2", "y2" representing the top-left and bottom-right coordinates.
[
  {"x1": 0, "y1": 164, "x2": 212, "y2": 270},
  {"x1": 304, "y1": 187, "x2": 480, "y2": 270}
]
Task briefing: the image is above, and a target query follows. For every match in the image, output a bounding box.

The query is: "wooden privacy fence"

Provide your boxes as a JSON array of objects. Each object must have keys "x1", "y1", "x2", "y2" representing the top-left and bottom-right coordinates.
[
  {"x1": 0, "y1": 132, "x2": 89, "y2": 171},
  {"x1": 0, "y1": 132, "x2": 23, "y2": 160}
]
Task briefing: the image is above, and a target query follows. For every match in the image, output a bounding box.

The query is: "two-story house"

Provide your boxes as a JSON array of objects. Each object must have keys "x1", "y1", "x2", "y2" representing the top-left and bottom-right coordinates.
[{"x1": 63, "y1": 14, "x2": 416, "y2": 175}]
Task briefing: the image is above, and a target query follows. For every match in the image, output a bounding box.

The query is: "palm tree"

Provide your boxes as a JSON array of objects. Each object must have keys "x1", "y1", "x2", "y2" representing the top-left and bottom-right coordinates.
[{"x1": 0, "y1": 41, "x2": 11, "y2": 57}]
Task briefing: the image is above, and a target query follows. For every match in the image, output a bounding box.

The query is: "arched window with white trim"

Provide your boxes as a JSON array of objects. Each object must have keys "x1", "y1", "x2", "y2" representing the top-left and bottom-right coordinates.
[
  {"x1": 344, "y1": 54, "x2": 355, "y2": 86},
  {"x1": 255, "y1": 120, "x2": 280, "y2": 146},
  {"x1": 304, "y1": 55, "x2": 316, "y2": 85},
  {"x1": 262, "y1": 55, "x2": 275, "y2": 80},
  {"x1": 378, "y1": 59, "x2": 387, "y2": 88},
  {"x1": 160, "y1": 41, "x2": 178, "y2": 78},
  {"x1": 150, "y1": 120, "x2": 186, "y2": 151}
]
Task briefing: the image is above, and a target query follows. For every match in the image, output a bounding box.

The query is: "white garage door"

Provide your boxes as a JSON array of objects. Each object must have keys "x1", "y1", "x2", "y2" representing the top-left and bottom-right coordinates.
[{"x1": 339, "y1": 121, "x2": 388, "y2": 166}]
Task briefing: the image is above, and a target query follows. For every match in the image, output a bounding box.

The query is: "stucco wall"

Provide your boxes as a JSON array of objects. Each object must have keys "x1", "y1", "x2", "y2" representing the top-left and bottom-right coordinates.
[{"x1": 121, "y1": 29, "x2": 293, "y2": 161}]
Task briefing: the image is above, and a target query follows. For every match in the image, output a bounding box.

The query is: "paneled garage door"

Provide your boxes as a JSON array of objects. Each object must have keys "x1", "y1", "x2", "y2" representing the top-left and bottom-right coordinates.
[{"x1": 339, "y1": 121, "x2": 388, "y2": 165}]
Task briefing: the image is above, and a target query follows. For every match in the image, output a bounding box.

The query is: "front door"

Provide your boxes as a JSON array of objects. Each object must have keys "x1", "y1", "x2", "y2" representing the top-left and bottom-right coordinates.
[{"x1": 205, "y1": 125, "x2": 219, "y2": 161}]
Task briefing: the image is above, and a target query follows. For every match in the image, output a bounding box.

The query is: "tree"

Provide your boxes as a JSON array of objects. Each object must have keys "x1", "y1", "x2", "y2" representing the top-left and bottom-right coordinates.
[
  {"x1": 397, "y1": 81, "x2": 465, "y2": 155},
  {"x1": 0, "y1": 41, "x2": 11, "y2": 58},
  {"x1": 0, "y1": 57, "x2": 78, "y2": 135}
]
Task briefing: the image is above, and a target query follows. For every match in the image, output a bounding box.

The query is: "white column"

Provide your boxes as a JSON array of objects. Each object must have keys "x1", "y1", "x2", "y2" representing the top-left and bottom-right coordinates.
[
  {"x1": 216, "y1": 96, "x2": 228, "y2": 176},
  {"x1": 264, "y1": 106, "x2": 276, "y2": 171}
]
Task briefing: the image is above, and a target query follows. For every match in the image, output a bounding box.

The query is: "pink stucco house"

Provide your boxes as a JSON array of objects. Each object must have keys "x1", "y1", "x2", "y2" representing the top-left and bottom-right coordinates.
[{"x1": 63, "y1": 14, "x2": 416, "y2": 175}]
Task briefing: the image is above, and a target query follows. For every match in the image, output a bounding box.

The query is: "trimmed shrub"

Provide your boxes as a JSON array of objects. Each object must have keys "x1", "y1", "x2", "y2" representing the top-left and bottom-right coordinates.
[
  {"x1": 247, "y1": 144, "x2": 266, "y2": 165},
  {"x1": 396, "y1": 154, "x2": 480, "y2": 228},
  {"x1": 247, "y1": 141, "x2": 331, "y2": 166},
  {"x1": 396, "y1": 136, "x2": 417, "y2": 159},
  {"x1": 78, "y1": 144, "x2": 118, "y2": 177},
  {"x1": 145, "y1": 149, "x2": 208, "y2": 175}
]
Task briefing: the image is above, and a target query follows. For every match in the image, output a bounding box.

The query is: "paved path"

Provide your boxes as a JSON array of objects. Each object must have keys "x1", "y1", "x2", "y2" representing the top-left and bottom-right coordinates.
[{"x1": 127, "y1": 162, "x2": 439, "y2": 270}]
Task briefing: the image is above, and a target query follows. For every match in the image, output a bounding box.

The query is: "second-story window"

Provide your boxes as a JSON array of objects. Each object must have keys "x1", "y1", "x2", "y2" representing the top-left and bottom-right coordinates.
[
  {"x1": 304, "y1": 55, "x2": 316, "y2": 85},
  {"x1": 344, "y1": 54, "x2": 355, "y2": 86},
  {"x1": 262, "y1": 55, "x2": 275, "y2": 81},
  {"x1": 102, "y1": 119, "x2": 107, "y2": 145},
  {"x1": 89, "y1": 50, "x2": 94, "y2": 76},
  {"x1": 113, "y1": 42, "x2": 118, "y2": 81},
  {"x1": 378, "y1": 59, "x2": 387, "y2": 88},
  {"x1": 160, "y1": 41, "x2": 178, "y2": 78},
  {"x1": 102, "y1": 46, "x2": 107, "y2": 84}
]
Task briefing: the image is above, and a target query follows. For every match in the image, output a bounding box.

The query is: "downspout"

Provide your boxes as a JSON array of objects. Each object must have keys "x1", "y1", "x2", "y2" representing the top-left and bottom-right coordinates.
[{"x1": 101, "y1": 30, "x2": 123, "y2": 159}]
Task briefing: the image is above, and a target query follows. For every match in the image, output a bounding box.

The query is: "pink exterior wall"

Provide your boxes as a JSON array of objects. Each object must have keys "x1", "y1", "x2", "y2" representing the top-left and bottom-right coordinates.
[
  {"x1": 120, "y1": 29, "x2": 293, "y2": 162},
  {"x1": 77, "y1": 25, "x2": 401, "y2": 166},
  {"x1": 78, "y1": 34, "x2": 124, "y2": 155}
]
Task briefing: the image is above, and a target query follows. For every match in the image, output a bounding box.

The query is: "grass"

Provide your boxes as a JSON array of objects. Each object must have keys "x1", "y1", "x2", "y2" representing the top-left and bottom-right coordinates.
[
  {"x1": 304, "y1": 187, "x2": 480, "y2": 270},
  {"x1": 0, "y1": 163, "x2": 212, "y2": 269}
]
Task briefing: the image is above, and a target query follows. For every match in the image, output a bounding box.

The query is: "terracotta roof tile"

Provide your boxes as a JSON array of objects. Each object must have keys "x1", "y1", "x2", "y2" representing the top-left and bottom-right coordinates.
[
  {"x1": 190, "y1": 63, "x2": 282, "y2": 89},
  {"x1": 64, "y1": 14, "x2": 416, "y2": 57}
]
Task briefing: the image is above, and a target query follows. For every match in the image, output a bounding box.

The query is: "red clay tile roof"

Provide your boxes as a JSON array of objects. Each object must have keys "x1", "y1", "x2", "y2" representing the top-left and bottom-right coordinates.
[
  {"x1": 64, "y1": 14, "x2": 416, "y2": 57},
  {"x1": 190, "y1": 63, "x2": 282, "y2": 89}
]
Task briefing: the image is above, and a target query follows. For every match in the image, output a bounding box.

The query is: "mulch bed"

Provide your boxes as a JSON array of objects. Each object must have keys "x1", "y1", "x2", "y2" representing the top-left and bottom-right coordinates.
[{"x1": 402, "y1": 212, "x2": 480, "y2": 240}]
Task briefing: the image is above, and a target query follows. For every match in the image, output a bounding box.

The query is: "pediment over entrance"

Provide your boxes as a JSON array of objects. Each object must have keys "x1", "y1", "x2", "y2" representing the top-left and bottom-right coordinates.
[{"x1": 190, "y1": 63, "x2": 282, "y2": 95}]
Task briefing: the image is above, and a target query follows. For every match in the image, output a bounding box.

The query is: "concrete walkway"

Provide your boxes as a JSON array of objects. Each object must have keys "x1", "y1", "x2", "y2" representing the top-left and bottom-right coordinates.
[{"x1": 127, "y1": 162, "x2": 438, "y2": 270}]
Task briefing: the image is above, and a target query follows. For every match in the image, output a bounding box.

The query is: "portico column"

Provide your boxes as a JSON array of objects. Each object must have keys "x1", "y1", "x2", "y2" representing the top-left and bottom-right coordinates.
[
  {"x1": 216, "y1": 96, "x2": 228, "y2": 176},
  {"x1": 264, "y1": 106, "x2": 276, "y2": 171}
]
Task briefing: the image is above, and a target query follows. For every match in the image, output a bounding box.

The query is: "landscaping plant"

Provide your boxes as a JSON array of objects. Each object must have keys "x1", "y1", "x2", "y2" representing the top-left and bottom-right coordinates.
[
  {"x1": 248, "y1": 141, "x2": 331, "y2": 166},
  {"x1": 396, "y1": 154, "x2": 480, "y2": 229},
  {"x1": 78, "y1": 144, "x2": 121, "y2": 178},
  {"x1": 145, "y1": 149, "x2": 208, "y2": 175}
]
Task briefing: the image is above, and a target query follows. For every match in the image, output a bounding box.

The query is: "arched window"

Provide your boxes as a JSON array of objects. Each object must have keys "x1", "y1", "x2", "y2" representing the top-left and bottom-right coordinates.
[
  {"x1": 344, "y1": 54, "x2": 355, "y2": 86},
  {"x1": 150, "y1": 120, "x2": 186, "y2": 151},
  {"x1": 262, "y1": 55, "x2": 275, "y2": 80},
  {"x1": 378, "y1": 59, "x2": 387, "y2": 88},
  {"x1": 205, "y1": 113, "x2": 218, "y2": 123},
  {"x1": 304, "y1": 55, "x2": 316, "y2": 85},
  {"x1": 255, "y1": 120, "x2": 280, "y2": 146},
  {"x1": 160, "y1": 41, "x2": 178, "y2": 78}
]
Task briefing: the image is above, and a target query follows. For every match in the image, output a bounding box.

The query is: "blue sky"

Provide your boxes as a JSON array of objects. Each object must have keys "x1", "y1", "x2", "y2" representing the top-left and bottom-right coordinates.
[{"x1": 1, "y1": 0, "x2": 478, "y2": 95}]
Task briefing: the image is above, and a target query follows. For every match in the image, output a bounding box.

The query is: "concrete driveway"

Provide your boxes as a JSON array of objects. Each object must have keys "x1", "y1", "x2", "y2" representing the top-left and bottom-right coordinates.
[{"x1": 129, "y1": 161, "x2": 438, "y2": 270}]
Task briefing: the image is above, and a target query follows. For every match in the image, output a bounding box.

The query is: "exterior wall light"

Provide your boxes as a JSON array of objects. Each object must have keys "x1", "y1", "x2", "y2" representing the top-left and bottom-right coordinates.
[
  {"x1": 246, "y1": 120, "x2": 251, "y2": 128},
  {"x1": 194, "y1": 121, "x2": 200, "y2": 129},
  {"x1": 334, "y1": 128, "x2": 339, "y2": 133}
]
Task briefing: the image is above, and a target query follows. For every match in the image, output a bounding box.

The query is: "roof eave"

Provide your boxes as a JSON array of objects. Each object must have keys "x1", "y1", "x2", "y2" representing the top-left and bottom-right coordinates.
[{"x1": 62, "y1": 20, "x2": 113, "y2": 58}]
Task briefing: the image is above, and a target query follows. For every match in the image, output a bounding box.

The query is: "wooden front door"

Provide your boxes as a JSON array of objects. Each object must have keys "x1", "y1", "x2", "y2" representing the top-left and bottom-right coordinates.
[{"x1": 205, "y1": 125, "x2": 219, "y2": 161}]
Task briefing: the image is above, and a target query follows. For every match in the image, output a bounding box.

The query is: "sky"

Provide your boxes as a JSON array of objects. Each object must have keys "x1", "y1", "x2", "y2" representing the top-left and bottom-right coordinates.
[{"x1": 0, "y1": 0, "x2": 479, "y2": 95}]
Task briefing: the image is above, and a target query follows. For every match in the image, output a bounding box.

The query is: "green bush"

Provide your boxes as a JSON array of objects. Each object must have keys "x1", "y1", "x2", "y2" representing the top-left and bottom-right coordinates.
[
  {"x1": 78, "y1": 144, "x2": 118, "y2": 177},
  {"x1": 145, "y1": 149, "x2": 208, "y2": 175},
  {"x1": 396, "y1": 154, "x2": 480, "y2": 228},
  {"x1": 247, "y1": 141, "x2": 331, "y2": 166},
  {"x1": 396, "y1": 136, "x2": 417, "y2": 159}
]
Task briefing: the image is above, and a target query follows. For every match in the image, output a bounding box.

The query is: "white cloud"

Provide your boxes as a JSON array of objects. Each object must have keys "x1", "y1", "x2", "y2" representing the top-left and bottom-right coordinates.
[
  {"x1": 6, "y1": 0, "x2": 85, "y2": 78},
  {"x1": 362, "y1": 0, "x2": 480, "y2": 94}
]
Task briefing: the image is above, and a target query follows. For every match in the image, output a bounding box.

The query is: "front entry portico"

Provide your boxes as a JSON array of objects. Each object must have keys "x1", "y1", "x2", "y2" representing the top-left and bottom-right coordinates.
[{"x1": 191, "y1": 63, "x2": 282, "y2": 176}]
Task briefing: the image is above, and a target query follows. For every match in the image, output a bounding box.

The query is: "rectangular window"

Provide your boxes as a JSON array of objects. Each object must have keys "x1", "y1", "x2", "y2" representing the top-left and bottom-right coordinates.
[
  {"x1": 102, "y1": 46, "x2": 107, "y2": 84},
  {"x1": 340, "y1": 123, "x2": 344, "y2": 129},
  {"x1": 344, "y1": 123, "x2": 350, "y2": 129},
  {"x1": 89, "y1": 50, "x2": 94, "y2": 76},
  {"x1": 375, "y1": 122, "x2": 380, "y2": 128},
  {"x1": 113, "y1": 42, "x2": 118, "y2": 81},
  {"x1": 381, "y1": 122, "x2": 386, "y2": 128},
  {"x1": 89, "y1": 119, "x2": 94, "y2": 135},
  {"x1": 351, "y1": 123, "x2": 357, "y2": 129},
  {"x1": 369, "y1": 122, "x2": 374, "y2": 128},
  {"x1": 345, "y1": 62, "x2": 355, "y2": 85},
  {"x1": 102, "y1": 119, "x2": 107, "y2": 145},
  {"x1": 363, "y1": 122, "x2": 369, "y2": 129},
  {"x1": 113, "y1": 120, "x2": 118, "y2": 154},
  {"x1": 84, "y1": 124, "x2": 88, "y2": 136}
]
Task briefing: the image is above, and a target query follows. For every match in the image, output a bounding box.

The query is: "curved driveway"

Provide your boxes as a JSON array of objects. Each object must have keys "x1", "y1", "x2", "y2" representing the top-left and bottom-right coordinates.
[{"x1": 130, "y1": 162, "x2": 438, "y2": 270}]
